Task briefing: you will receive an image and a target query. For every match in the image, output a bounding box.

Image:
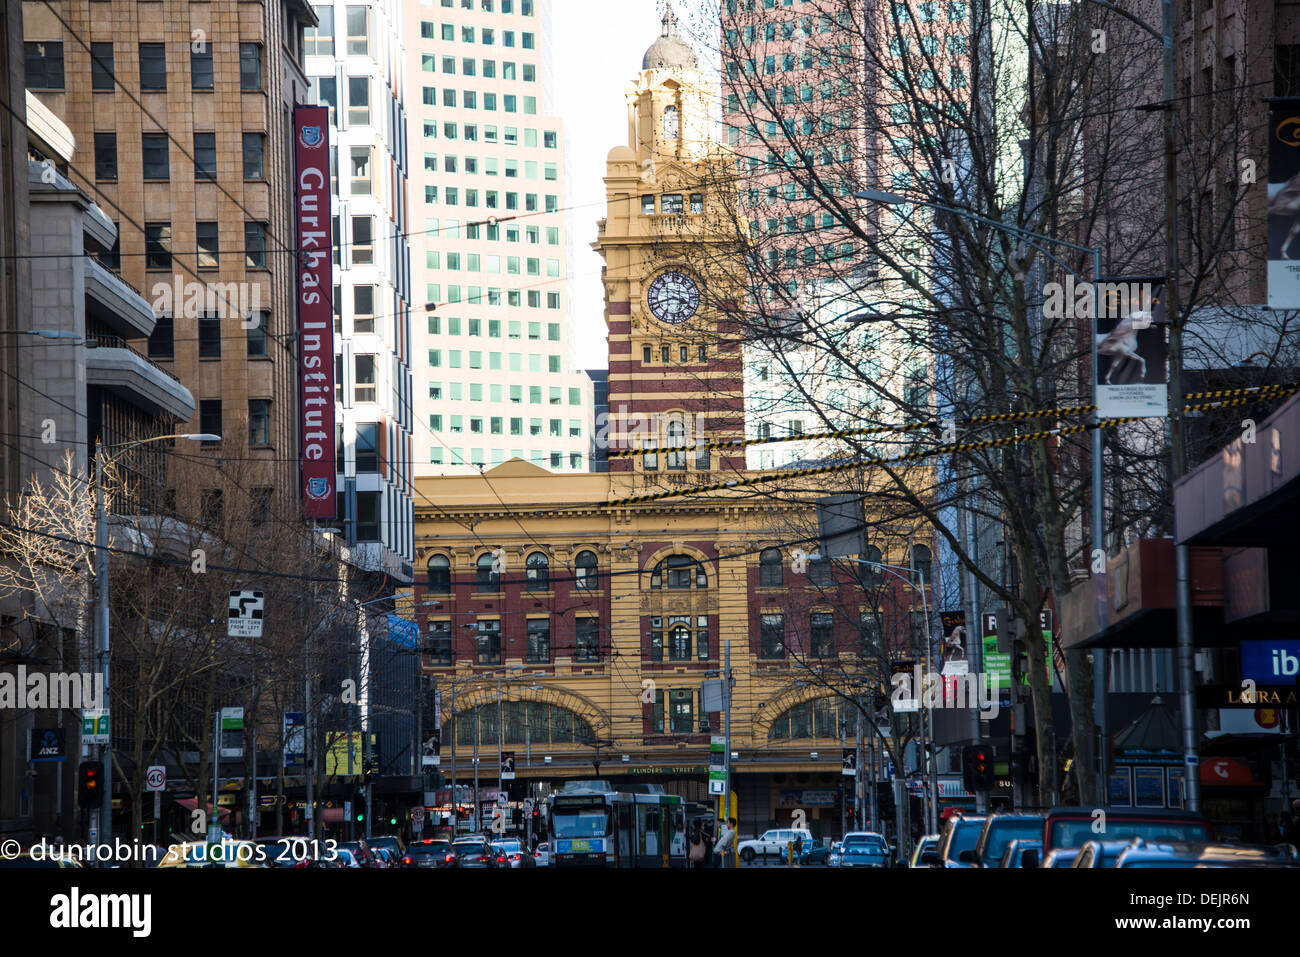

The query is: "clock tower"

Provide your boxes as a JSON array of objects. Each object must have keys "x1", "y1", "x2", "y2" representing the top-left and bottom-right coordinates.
[{"x1": 594, "y1": 3, "x2": 746, "y2": 476}]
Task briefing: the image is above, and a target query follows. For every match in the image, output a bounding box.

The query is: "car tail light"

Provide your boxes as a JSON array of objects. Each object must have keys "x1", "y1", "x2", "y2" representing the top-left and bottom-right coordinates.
[
  {"x1": 445, "y1": 854, "x2": 455, "y2": 862},
  {"x1": 403, "y1": 857, "x2": 412, "y2": 865},
  {"x1": 511, "y1": 854, "x2": 521, "y2": 861},
  {"x1": 496, "y1": 855, "x2": 507, "y2": 863}
]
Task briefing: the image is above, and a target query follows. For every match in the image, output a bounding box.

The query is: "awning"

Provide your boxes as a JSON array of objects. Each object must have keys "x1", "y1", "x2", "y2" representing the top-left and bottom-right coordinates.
[{"x1": 1199, "y1": 757, "x2": 1263, "y2": 787}]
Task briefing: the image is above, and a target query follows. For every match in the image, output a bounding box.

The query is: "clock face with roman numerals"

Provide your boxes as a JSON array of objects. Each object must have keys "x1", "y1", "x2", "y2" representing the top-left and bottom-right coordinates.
[{"x1": 647, "y1": 271, "x2": 701, "y2": 325}]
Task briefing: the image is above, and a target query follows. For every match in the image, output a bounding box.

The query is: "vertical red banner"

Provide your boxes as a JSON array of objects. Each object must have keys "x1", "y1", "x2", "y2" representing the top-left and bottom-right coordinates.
[{"x1": 294, "y1": 106, "x2": 336, "y2": 519}]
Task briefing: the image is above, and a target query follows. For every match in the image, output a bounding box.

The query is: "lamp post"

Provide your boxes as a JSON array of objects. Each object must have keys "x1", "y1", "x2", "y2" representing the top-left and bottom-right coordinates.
[
  {"x1": 855, "y1": 188, "x2": 1109, "y2": 803},
  {"x1": 92, "y1": 432, "x2": 220, "y2": 851}
]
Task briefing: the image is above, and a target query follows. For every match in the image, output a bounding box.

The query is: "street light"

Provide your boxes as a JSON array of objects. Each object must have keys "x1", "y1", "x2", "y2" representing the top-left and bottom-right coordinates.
[
  {"x1": 93, "y1": 431, "x2": 220, "y2": 850},
  {"x1": 856, "y1": 188, "x2": 1110, "y2": 803}
]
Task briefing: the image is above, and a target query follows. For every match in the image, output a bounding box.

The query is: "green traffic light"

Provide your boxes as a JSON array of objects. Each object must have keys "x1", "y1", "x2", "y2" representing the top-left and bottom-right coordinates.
[
  {"x1": 389, "y1": 817, "x2": 397, "y2": 825},
  {"x1": 356, "y1": 813, "x2": 364, "y2": 822}
]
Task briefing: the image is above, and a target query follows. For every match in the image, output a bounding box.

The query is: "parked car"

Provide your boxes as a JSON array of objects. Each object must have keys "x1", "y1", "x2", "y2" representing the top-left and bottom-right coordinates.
[
  {"x1": 738, "y1": 828, "x2": 814, "y2": 863},
  {"x1": 1040, "y1": 848, "x2": 1082, "y2": 868},
  {"x1": 452, "y1": 838, "x2": 495, "y2": 868},
  {"x1": 1072, "y1": 839, "x2": 1142, "y2": 868},
  {"x1": 838, "y1": 842, "x2": 891, "y2": 868},
  {"x1": 533, "y1": 842, "x2": 551, "y2": 867},
  {"x1": 367, "y1": 835, "x2": 407, "y2": 862},
  {"x1": 403, "y1": 839, "x2": 456, "y2": 868},
  {"x1": 1113, "y1": 840, "x2": 1300, "y2": 869},
  {"x1": 798, "y1": 841, "x2": 831, "y2": 865},
  {"x1": 337, "y1": 840, "x2": 381, "y2": 868},
  {"x1": 0, "y1": 850, "x2": 85, "y2": 869},
  {"x1": 1042, "y1": 807, "x2": 1212, "y2": 853},
  {"x1": 966, "y1": 812, "x2": 1046, "y2": 868},
  {"x1": 490, "y1": 839, "x2": 536, "y2": 868},
  {"x1": 256, "y1": 837, "x2": 319, "y2": 869},
  {"x1": 909, "y1": 835, "x2": 941, "y2": 868},
  {"x1": 999, "y1": 839, "x2": 1042, "y2": 869},
  {"x1": 320, "y1": 848, "x2": 364, "y2": 869},
  {"x1": 924, "y1": 814, "x2": 986, "y2": 868}
]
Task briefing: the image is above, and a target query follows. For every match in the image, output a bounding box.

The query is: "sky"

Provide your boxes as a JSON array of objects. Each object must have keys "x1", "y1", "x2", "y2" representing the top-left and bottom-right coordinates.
[{"x1": 550, "y1": 0, "x2": 711, "y2": 371}]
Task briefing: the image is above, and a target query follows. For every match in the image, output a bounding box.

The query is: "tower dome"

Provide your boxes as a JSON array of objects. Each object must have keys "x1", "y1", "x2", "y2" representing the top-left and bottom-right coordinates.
[{"x1": 642, "y1": 2, "x2": 698, "y2": 71}]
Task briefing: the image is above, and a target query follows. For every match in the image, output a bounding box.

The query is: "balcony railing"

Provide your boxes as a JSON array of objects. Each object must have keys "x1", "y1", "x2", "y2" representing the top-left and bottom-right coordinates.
[{"x1": 91, "y1": 334, "x2": 184, "y2": 385}]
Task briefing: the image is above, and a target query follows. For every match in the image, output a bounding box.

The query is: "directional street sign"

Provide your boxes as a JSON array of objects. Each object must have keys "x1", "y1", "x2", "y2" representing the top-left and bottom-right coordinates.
[
  {"x1": 82, "y1": 710, "x2": 110, "y2": 744},
  {"x1": 145, "y1": 765, "x2": 166, "y2": 792},
  {"x1": 227, "y1": 590, "x2": 265, "y2": 638}
]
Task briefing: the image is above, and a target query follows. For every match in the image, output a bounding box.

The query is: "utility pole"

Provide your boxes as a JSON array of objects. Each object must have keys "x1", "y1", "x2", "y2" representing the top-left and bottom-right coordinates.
[
  {"x1": 210, "y1": 709, "x2": 220, "y2": 841},
  {"x1": 94, "y1": 441, "x2": 111, "y2": 851},
  {"x1": 472, "y1": 703, "x2": 480, "y2": 832},
  {"x1": 1160, "y1": 0, "x2": 1200, "y2": 814},
  {"x1": 855, "y1": 702, "x2": 864, "y2": 831},
  {"x1": 305, "y1": 674, "x2": 315, "y2": 840},
  {"x1": 449, "y1": 683, "x2": 457, "y2": 833},
  {"x1": 842, "y1": 712, "x2": 852, "y2": 832},
  {"x1": 723, "y1": 640, "x2": 733, "y2": 863}
]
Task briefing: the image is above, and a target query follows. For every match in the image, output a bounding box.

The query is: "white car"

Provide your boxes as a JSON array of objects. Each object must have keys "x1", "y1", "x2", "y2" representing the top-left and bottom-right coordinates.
[
  {"x1": 738, "y1": 828, "x2": 814, "y2": 863},
  {"x1": 534, "y1": 842, "x2": 551, "y2": 867}
]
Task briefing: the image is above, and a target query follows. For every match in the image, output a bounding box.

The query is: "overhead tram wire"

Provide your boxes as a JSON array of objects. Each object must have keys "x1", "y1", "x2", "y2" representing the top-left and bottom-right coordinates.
[{"x1": 608, "y1": 381, "x2": 1300, "y2": 458}]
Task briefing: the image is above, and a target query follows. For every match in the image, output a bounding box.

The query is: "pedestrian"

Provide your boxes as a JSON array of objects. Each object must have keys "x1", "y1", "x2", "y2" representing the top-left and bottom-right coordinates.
[
  {"x1": 688, "y1": 820, "x2": 706, "y2": 869},
  {"x1": 714, "y1": 816, "x2": 738, "y2": 868},
  {"x1": 701, "y1": 818, "x2": 715, "y2": 867},
  {"x1": 793, "y1": 831, "x2": 803, "y2": 867}
]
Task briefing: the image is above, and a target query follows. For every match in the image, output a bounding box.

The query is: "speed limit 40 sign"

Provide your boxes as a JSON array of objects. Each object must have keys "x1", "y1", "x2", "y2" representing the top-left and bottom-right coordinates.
[{"x1": 145, "y1": 765, "x2": 166, "y2": 792}]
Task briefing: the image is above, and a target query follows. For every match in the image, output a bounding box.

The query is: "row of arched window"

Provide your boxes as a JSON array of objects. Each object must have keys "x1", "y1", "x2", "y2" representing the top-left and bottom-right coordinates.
[
  {"x1": 426, "y1": 550, "x2": 601, "y2": 593},
  {"x1": 426, "y1": 551, "x2": 717, "y2": 593},
  {"x1": 757, "y1": 545, "x2": 932, "y2": 588}
]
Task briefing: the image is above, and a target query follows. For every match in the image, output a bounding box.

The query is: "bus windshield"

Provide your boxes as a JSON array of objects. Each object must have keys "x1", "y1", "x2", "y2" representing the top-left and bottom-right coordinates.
[{"x1": 552, "y1": 805, "x2": 608, "y2": 838}]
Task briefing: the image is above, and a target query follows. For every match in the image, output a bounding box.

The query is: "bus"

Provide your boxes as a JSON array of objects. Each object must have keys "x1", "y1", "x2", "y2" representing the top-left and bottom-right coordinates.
[{"x1": 548, "y1": 781, "x2": 687, "y2": 867}]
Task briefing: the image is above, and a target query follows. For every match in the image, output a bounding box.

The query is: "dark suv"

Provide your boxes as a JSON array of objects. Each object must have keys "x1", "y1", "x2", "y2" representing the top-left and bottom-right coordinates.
[
  {"x1": 966, "y1": 812, "x2": 1046, "y2": 868},
  {"x1": 923, "y1": 814, "x2": 986, "y2": 868},
  {"x1": 1042, "y1": 807, "x2": 1212, "y2": 854},
  {"x1": 403, "y1": 839, "x2": 455, "y2": 868}
]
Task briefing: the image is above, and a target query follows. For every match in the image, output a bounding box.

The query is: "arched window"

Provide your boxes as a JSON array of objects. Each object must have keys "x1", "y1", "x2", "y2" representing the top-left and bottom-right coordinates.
[
  {"x1": 650, "y1": 554, "x2": 707, "y2": 590},
  {"x1": 669, "y1": 620, "x2": 692, "y2": 660},
  {"x1": 426, "y1": 554, "x2": 450, "y2": 593},
  {"x1": 759, "y1": 547, "x2": 783, "y2": 587},
  {"x1": 476, "y1": 552, "x2": 499, "y2": 592},
  {"x1": 859, "y1": 544, "x2": 884, "y2": 587},
  {"x1": 664, "y1": 104, "x2": 679, "y2": 139},
  {"x1": 574, "y1": 550, "x2": 598, "y2": 590},
  {"x1": 666, "y1": 420, "x2": 687, "y2": 471},
  {"x1": 526, "y1": 551, "x2": 549, "y2": 590},
  {"x1": 910, "y1": 544, "x2": 932, "y2": 587},
  {"x1": 767, "y1": 697, "x2": 846, "y2": 741}
]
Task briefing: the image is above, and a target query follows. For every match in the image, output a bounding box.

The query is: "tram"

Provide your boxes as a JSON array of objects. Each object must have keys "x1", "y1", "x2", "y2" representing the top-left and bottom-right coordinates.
[{"x1": 548, "y1": 781, "x2": 687, "y2": 867}]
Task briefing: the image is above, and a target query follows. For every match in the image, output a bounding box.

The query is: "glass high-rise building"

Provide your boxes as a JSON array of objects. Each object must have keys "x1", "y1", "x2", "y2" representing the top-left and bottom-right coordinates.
[
  {"x1": 406, "y1": 0, "x2": 592, "y2": 475},
  {"x1": 305, "y1": 0, "x2": 415, "y2": 579}
]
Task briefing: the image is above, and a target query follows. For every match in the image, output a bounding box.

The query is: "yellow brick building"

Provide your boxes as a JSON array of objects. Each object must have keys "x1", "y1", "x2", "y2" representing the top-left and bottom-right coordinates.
[{"x1": 411, "y1": 13, "x2": 935, "y2": 840}]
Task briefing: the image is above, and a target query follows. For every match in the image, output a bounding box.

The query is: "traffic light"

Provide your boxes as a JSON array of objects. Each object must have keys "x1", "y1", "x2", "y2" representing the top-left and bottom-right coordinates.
[
  {"x1": 962, "y1": 745, "x2": 994, "y2": 792},
  {"x1": 78, "y1": 761, "x2": 102, "y2": 807}
]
